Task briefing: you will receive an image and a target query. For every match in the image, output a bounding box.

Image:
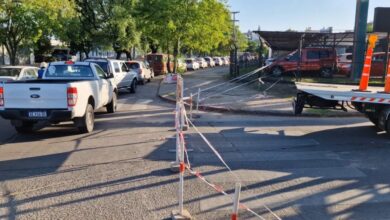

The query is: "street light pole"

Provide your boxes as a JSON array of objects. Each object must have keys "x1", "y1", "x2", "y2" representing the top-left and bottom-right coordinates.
[{"x1": 230, "y1": 11, "x2": 239, "y2": 78}]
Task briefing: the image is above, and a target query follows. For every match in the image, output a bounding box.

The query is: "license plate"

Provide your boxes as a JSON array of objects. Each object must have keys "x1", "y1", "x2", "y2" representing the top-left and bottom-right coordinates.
[{"x1": 28, "y1": 111, "x2": 47, "y2": 118}]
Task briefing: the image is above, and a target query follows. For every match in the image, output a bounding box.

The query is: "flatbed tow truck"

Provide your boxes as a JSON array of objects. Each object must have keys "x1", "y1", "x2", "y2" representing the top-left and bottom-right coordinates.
[{"x1": 293, "y1": 82, "x2": 390, "y2": 132}]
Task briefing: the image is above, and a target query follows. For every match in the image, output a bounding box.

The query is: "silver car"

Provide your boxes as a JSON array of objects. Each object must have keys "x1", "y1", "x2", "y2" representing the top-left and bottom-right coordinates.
[{"x1": 0, "y1": 66, "x2": 39, "y2": 82}]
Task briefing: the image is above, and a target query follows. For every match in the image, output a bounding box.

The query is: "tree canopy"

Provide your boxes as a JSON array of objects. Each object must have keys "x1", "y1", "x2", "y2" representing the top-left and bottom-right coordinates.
[{"x1": 0, "y1": 0, "x2": 248, "y2": 66}]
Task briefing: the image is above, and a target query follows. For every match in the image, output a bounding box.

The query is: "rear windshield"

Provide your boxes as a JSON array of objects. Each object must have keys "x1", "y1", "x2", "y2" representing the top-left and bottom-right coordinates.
[
  {"x1": 126, "y1": 62, "x2": 140, "y2": 69},
  {"x1": 185, "y1": 60, "x2": 193, "y2": 64},
  {"x1": 0, "y1": 68, "x2": 21, "y2": 77},
  {"x1": 45, "y1": 65, "x2": 94, "y2": 78},
  {"x1": 86, "y1": 61, "x2": 108, "y2": 73}
]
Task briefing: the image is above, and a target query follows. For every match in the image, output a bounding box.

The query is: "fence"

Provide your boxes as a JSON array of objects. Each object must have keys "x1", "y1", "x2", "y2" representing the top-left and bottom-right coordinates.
[{"x1": 170, "y1": 74, "x2": 282, "y2": 220}]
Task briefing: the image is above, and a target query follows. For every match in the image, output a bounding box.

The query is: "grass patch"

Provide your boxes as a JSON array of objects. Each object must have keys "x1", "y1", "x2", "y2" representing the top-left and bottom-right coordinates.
[{"x1": 278, "y1": 76, "x2": 385, "y2": 86}]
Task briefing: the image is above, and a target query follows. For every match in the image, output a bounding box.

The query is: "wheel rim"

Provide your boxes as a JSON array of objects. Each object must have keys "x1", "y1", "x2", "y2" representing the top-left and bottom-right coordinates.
[
  {"x1": 113, "y1": 93, "x2": 117, "y2": 110},
  {"x1": 272, "y1": 68, "x2": 282, "y2": 76}
]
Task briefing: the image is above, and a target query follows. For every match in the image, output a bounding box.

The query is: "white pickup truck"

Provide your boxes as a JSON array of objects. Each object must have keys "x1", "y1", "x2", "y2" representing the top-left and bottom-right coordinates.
[{"x1": 0, "y1": 61, "x2": 117, "y2": 134}]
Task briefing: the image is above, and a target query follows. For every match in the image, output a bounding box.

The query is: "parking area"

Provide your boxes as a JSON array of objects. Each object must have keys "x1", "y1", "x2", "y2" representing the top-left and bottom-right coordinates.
[{"x1": 0, "y1": 68, "x2": 390, "y2": 219}]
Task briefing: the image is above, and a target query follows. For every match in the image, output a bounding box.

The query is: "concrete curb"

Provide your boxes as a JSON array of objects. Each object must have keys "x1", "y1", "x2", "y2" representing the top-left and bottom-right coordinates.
[{"x1": 157, "y1": 79, "x2": 363, "y2": 118}]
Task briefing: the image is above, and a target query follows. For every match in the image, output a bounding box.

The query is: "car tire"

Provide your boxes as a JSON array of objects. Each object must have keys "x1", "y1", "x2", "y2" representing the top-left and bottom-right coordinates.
[
  {"x1": 271, "y1": 66, "x2": 283, "y2": 77},
  {"x1": 130, "y1": 79, "x2": 137, "y2": 93},
  {"x1": 14, "y1": 121, "x2": 35, "y2": 133},
  {"x1": 292, "y1": 94, "x2": 305, "y2": 115},
  {"x1": 75, "y1": 104, "x2": 94, "y2": 133},
  {"x1": 320, "y1": 68, "x2": 333, "y2": 78},
  {"x1": 106, "y1": 92, "x2": 117, "y2": 113}
]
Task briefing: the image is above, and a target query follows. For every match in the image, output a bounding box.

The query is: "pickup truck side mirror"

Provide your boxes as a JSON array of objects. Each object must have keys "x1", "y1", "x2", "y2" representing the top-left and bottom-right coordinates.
[{"x1": 106, "y1": 73, "x2": 115, "y2": 79}]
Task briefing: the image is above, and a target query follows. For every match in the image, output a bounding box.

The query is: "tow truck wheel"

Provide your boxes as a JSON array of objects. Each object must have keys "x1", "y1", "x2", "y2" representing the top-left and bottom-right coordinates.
[
  {"x1": 271, "y1": 66, "x2": 283, "y2": 77},
  {"x1": 366, "y1": 113, "x2": 383, "y2": 131},
  {"x1": 292, "y1": 94, "x2": 305, "y2": 115},
  {"x1": 319, "y1": 68, "x2": 333, "y2": 78}
]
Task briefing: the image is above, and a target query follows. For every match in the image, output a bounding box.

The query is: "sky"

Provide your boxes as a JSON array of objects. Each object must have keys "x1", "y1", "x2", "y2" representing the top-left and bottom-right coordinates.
[{"x1": 228, "y1": 0, "x2": 390, "y2": 32}]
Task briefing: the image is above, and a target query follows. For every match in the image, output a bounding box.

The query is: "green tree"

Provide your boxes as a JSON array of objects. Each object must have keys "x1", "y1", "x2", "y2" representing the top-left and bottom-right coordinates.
[
  {"x1": 0, "y1": 0, "x2": 75, "y2": 64},
  {"x1": 73, "y1": 0, "x2": 139, "y2": 59},
  {"x1": 137, "y1": 0, "x2": 232, "y2": 73}
]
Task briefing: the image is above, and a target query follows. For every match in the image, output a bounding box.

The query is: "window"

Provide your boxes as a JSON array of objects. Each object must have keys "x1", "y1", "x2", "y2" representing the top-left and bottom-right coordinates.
[
  {"x1": 307, "y1": 51, "x2": 320, "y2": 60},
  {"x1": 113, "y1": 62, "x2": 120, "y2": 73},
  {"x1": 45, "y1": 65, "x2": 94, "y2": 78},
  {"x1": 0, "y1": 68, "x2": 21, "y2": 77},
  {"x1": 121, "y1": 63, "x2": 128, "y2": 72},
  {"x1": 287, "y1": 52, "x2": 299, "y2": 61},
  {"x1": 319, "y1": 51, "x2": 330, "y2": 59},
  {"x1": 125, "y1": 62, "x2": 140, "y2": 69},
  {"x1": 95, "y1": 65, "x2": 107, "y2": 79},
  {"x1": 91, "y1": 61, "x2": 109, "y2": 73},
  {"x1": 25, "y1": 69, "x2": 37, "y2": 78}
]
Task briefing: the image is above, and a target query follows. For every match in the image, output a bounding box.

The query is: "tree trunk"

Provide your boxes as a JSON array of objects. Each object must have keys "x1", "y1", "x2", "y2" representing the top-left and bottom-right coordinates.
[
  {"x1": 173, "y1": 39, "x2": 180, "y2": 73},
  {"x1": 6, "y1": 43, "x2": 17, "y2": 65},
  {"x1": 150, "y1": 43, "x2": 158, "y2": 54},
  {"x1": 116, "y1": 51, "x2": 122, "y2": 59},
  {"x1": 167, "y1": 47, "x2": 172, "y2": 73},
  {"x1": 125, "y1": 50, "x2": 132, "y2": 60}
]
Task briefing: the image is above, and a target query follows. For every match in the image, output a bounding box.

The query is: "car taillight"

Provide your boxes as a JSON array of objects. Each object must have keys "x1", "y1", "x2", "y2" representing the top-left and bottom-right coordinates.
[
  {"x1": 0, "y1": 87, "x2": 4, "y2": 107},
  {"x1": 139, "y1": 69, "x2": 143, "y2": 75},
  {"x1": 67, "y1": 87, "x2": 78, "y2": 107}
]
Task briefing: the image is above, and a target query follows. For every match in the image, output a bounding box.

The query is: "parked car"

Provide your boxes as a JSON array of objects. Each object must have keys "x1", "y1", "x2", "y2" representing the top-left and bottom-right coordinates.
[
  {"x1": 84, "y1": 58, "x2": 138, "y2": 93},
  {"x1": 146, "y1": 53, "x2": 174, "y2": 75},
  {"x1": 268, "y1": 47, "x2": 337, "y2": 78},
  {"x1": 339, "y1": 52, "x2": 390, "y2": 77},
  {"x1": 213, "y1": 57, "x2": 223, "y2": 66},
  {"x1": 0, "y1": 61, "x2": 117, "y2": 133},
  {"x1": 125, "y1": 61, "x2": 153, "y2": 85},
  {"x1": 0, "y1": 66, "x2": 39, "y2": 82},
  {"x1": 185, "y1": 58, "x2": 200, "y2": 70},
  {"x1": 221, "y1": 57, "x2": 229, "y2": 65},
  {"x1": 337, "y1": 53, "x2": 353, "y2": 76},
  {"x1": 52, "y1": 48, "x2": 76, "y2": 61},
  {"x1": 177, "y1": 59, "x2": 187, "y2": 72},
  {"x1": 204, "y1": 57, "x2": 215, "y2": 67},
  {"x1": 196, "y1": 58, "x2": 208, "y2": 68},
  {"x1": 265, "y1": 58, "x2": 276, "y2": 66}
]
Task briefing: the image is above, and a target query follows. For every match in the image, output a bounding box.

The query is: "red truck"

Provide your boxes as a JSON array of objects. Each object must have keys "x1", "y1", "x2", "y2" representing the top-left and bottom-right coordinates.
[{"x1": 269, "y1": 48, "x2": 337, "y2": 78}]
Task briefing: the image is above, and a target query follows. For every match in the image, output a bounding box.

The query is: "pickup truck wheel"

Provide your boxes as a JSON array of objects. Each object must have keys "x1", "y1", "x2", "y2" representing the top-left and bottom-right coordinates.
[
  {"x1": 320, "y1": 68, "x2": 333, "y2": 78},
  {"x1": 106, "y1": 92, "x2": 117, "y2": 113},
  {"x1": 130, "y1": 79, "x2": 137, "y2": 93},
  {"x1": 271, "y1": 66, "x2": 283, "y2": 77},
  {"x1": 14, "y1": 121, "x2": 35, "y2": 134},
  {"x1": 75, "y1": 104, "x2": 94, "y2": 133}
]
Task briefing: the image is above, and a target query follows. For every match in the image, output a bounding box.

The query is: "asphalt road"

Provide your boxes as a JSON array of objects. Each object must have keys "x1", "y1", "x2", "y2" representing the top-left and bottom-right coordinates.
[{"x1": 1, "y1": 68, "x2": 390, "y2": 220}]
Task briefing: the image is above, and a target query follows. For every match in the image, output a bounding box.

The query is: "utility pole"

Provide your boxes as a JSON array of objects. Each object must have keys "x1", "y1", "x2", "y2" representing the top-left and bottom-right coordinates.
[
  {"x1": 230, "y1": 11, "x2": 239, "y2": 78},
  {"x1": 351, "y1": 0, "x2": 369, "y2": 81}
]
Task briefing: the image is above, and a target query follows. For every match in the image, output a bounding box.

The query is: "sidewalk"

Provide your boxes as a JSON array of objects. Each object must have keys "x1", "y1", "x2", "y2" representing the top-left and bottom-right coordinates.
[{"x1": 158, "y1": 67, "x2": 361, "y2": 117}]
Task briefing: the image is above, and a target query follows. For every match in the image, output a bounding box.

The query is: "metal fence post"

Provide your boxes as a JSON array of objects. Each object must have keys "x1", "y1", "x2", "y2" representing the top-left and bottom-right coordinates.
[
  {"x1": 196, "y1": 88, "x2": 201, "y2": 112},
  {"x1": 231, "y1": 183, "x2": 241, "y2": 220}
]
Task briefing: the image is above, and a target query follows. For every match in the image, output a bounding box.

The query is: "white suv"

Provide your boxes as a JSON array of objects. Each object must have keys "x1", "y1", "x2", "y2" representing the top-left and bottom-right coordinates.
[{"x1": 84, "y1": 58, "x2": 138, "y2": 93}]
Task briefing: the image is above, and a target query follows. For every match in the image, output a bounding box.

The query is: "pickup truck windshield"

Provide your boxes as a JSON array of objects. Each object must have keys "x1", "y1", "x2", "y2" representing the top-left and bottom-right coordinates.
[
  {"x1": 46, "y1": 65, "x2": 93, "y2": 78},
  {"x1": 0, "y1": 68, "x2": 21, "y2": 76}
]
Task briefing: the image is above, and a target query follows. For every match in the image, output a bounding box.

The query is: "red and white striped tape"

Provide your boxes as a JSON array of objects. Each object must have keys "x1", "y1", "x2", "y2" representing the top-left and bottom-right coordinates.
[
  {"x1": 186, "y1": 166, "x2": 267, "y2": 220},
  {"x1": 350, "y1": 96, "x2": 390, "y2": 103}
]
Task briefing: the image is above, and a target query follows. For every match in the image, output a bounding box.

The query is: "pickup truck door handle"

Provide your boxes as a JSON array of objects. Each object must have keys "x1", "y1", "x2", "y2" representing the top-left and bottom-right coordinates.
[{"x1": 29, "y1": 87, "x2": 40, "y2": 91}]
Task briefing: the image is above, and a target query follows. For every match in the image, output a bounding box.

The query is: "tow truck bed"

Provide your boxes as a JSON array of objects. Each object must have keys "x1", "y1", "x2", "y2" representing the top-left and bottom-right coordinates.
[{"x1": 294, "y1": 82, "x2": 390, "y2": 132}]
